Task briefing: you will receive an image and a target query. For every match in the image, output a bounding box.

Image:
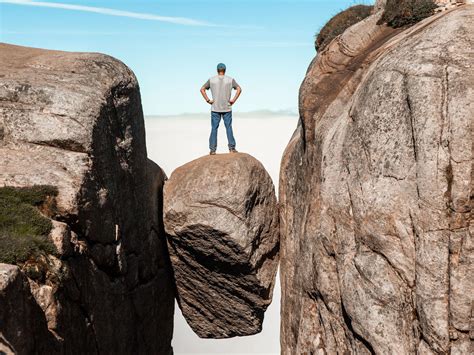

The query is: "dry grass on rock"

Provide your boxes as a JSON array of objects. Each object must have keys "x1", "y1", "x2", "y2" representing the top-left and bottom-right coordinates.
[
  {"x1": 380, "y1": 0, "x2": 438, "y2": 27},
  {"x1": 315, "y1": 5, "x2": 373, "y2": 52}
]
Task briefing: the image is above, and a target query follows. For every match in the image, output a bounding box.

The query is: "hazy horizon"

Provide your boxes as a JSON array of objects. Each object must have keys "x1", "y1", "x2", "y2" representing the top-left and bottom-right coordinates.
[{"x1": 145, "y1": 108, "x2": 299, "y2": 119}]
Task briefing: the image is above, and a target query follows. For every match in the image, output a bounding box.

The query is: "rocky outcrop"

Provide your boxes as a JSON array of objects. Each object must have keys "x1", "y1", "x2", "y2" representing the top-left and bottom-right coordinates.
[
  {"x1": 0, "y1": 44, "x2": 174, "y2": 353},
  {"x1": 280, "y1": 4, "x2": 473, "y2": 355},
  {"x1": 164, "y1": 153, "x2": 279, "y2": 338}
]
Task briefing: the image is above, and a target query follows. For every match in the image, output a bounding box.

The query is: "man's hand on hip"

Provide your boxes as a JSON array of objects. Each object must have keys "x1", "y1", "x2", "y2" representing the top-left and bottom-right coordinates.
[
  {"x1": 229, "y1": 99, "x2": 235, "y2": 105},
  {"x1": 207, "y1": 99, "x2": 214, "y2": 104}
]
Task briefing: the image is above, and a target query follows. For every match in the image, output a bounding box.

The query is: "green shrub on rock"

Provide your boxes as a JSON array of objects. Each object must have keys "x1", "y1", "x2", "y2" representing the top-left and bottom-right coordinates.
[
  {"x1": 0, "y1": 186, "x2": 58, "y2": 264},
  {"x1": 315, "y1": 5, "x2": 373, "y2": 52},
  {"x1": 380, "y1": 0, "x2": 438, "y2": 27}
]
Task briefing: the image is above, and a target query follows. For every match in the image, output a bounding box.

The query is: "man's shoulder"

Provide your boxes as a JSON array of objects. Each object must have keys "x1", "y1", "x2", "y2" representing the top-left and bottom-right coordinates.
[{"x1": 209, "y1": 75, "x2": 235, "y2": 83}]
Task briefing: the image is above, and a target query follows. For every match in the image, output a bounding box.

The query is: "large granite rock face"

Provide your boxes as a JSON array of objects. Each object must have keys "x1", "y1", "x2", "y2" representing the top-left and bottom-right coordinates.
[
  {"x1": 280, "y1": 5, "x2": 473, "y2": 355},
  {"x1": 164, "y1": 153, "x2": 279, "y2": 338},
  {"x1": 0, "y1": 44, "x2": 174, "y2": 354}
]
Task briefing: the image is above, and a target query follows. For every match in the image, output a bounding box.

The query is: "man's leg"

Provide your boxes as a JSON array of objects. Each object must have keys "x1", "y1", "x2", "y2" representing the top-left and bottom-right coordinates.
[
  {"x1": 223, "y1": 111, "x2": 236, "y2": 151},
  {"x1": 209, "y1": 111, "x2": 221, "y2": 153}
]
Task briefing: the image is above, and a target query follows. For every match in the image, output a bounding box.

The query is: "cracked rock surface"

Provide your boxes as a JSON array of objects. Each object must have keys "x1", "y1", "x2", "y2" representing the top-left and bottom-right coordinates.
[
  {"x1": 280, "y1": 5, "x2": 473, "y2": 354},
  {"x1": 164, "y1": 153, "x2": 279, "y2": 338},
  {"x1": 0, "y1": 43, "x2": 174, "y2": 354}
]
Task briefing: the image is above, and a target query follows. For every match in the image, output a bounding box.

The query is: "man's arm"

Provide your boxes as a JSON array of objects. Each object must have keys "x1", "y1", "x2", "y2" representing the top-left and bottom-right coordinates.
[
  {"x1": 230, "y1": 79, "x2": 241, "y2": 105},
  {"x1": 229, "y1": 85, "x2": 242, "y2": 105},
  {"x1": 200, "y1": 80, "x2": 213, "y2": 104}
]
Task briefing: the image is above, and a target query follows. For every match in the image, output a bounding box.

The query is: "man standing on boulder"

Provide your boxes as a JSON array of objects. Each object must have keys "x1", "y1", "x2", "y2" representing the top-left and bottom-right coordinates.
[{"x1": 200, "y1": 63, "x2": 242, "y2": 155}]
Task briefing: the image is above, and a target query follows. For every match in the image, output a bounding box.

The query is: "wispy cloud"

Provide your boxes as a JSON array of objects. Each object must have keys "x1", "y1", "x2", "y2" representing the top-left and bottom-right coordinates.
[
  {"x1": 0, "y1": 0, "x2": 216, "y2": 26},
  {"x1": 2, "y1": 29, "x2": 273, "y2": 38},
  {"x1": 2, "y1": 29, "x2": 134, "y2": 36}
]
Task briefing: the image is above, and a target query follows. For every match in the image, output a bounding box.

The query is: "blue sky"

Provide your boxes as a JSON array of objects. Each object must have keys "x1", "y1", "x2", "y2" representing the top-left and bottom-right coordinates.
[{"x1": 0, "y1": 0, "x2": 373, "y2": 115}]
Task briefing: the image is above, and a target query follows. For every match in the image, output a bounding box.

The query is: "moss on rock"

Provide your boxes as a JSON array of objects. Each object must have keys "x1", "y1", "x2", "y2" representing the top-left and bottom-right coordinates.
[
  {"x1": 0, "y1": 186, "x2": 58, "y2": 264},
  {"x1": 315, "y1": 4, "x2": 373, "y2": 52}
]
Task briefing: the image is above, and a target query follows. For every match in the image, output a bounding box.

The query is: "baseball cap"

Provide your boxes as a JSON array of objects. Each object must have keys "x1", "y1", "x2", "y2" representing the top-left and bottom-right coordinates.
[{"x1": 217, "y1": 63, "x2": 226, "y2": 71}]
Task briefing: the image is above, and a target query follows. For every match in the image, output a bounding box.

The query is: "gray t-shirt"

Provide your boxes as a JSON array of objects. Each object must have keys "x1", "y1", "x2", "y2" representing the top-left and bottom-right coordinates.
[{"x1": 203, "y1": 75, "x2": 239, "y2": 113}]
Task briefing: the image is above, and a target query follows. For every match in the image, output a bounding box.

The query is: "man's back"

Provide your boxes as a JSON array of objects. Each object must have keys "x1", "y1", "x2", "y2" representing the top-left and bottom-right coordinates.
[
  {"x1": 205, "y1": 75, "x2": 238, "y2": 113},
  {"x1": 200, "y1": 63, "x2": 242, "y2": 154}
]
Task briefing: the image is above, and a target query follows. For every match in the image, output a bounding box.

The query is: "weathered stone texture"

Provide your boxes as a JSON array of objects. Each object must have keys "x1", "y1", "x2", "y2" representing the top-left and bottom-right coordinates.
[
  {"x1": 164, "y1": 153, "x2": 279, "y2": 338},
  {"x1": 280, "y1": 5, "x2": 473, "y2": 354}
]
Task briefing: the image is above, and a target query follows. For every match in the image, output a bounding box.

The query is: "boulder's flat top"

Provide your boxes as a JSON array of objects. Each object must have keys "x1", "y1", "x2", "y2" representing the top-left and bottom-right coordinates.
[
  {"x1": 167, "y1": 152, "x2": 267, "y2": 180},
  {"x1": 166, "y1": 153, "x2": 271, "y2": 197}
]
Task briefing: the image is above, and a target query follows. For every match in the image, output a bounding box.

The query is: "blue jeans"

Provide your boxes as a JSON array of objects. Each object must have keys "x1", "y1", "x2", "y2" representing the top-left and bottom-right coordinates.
[{"x1": 209, "y1": 111, "x2": 236, "y2": 152}]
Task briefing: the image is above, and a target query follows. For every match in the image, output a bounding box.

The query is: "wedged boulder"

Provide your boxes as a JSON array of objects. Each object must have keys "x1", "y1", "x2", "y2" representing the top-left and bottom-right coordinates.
[
  {"x1": 164, "y1": 153, "x2": 279, "y2": 338},
  {"x1": 0, "y1": 44, "x2": 174, "y2": 354},
  {"x1": 280, "y1": 4, "x2": 473, "y2": 355}
]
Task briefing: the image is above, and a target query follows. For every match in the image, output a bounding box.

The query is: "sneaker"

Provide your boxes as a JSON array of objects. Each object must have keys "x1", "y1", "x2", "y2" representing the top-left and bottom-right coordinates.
[
  {"x1": 229, "y1": 148, "x2": 238, "y2": 153},
  {"x1": 210, "y1": 151, "x2": 216, "y2": 155}
]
